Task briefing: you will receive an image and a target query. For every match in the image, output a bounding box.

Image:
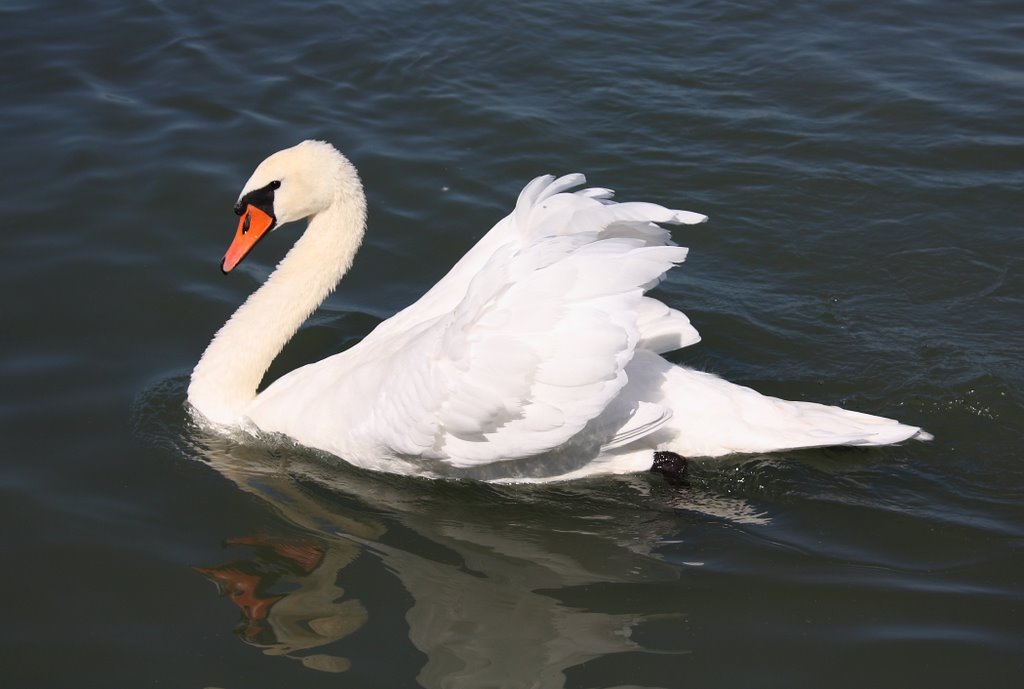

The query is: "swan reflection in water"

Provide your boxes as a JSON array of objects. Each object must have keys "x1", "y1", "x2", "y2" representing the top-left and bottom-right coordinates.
[
  {"x1": 186, "y1": 429, "x2": 767, "y2": 686},
  {"x1": 193, "y1": 490, "x2": 380, "y2": 673}
]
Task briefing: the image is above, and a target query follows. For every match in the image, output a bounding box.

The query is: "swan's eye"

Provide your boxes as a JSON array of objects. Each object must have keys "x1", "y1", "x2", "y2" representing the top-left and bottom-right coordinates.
[{"x1": 271, "y1": 180, "x2": 281, "y2": 189}]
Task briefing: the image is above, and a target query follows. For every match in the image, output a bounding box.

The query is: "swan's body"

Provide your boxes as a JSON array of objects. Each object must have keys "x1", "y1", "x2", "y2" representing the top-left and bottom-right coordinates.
[{"x1": 189, "y1": 141, "x2": 928, "y2": 481}]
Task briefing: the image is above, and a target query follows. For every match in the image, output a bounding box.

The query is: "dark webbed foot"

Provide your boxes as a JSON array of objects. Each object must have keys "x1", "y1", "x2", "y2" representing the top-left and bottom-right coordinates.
[{"x1": 650, "y1": 451, "x2": 689, "y2": 487}]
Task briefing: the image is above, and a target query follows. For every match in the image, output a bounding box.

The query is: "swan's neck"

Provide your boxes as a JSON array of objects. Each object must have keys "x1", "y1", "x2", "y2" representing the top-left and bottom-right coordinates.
[{"x1": 188, "y1": 186, "x2": 366, "y2": 425}]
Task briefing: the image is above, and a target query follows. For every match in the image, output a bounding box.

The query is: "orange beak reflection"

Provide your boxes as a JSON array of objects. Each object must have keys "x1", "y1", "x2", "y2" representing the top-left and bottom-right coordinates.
[{"x1": 222, "y1": 204, "x2": 275, "y2": 274}]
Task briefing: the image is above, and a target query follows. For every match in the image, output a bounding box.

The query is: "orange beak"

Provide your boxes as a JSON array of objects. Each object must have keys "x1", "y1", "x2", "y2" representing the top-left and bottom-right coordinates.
[{"x1": 222, "y1": 204, "x2": 275, "y2": 274}]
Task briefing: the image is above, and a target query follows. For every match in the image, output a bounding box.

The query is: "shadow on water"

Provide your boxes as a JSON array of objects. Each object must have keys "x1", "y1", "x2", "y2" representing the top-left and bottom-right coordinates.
[{"x1": 133, "y1": 376, "x2": 769, "y2": 687}]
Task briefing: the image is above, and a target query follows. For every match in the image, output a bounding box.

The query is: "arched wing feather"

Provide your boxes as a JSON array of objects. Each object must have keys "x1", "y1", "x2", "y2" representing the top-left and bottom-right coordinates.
[
  {"x1": 371, "y1": 235, "x2": 688, "y2": 466},
  {"x1": 250, "y1": 175, "x2": 706, "y2": 469}
]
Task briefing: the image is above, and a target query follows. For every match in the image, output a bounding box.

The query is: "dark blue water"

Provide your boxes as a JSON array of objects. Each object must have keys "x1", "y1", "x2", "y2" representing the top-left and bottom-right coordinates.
[{"x1": 3, "y1": 1, "x2": 1022, "y2": 687}]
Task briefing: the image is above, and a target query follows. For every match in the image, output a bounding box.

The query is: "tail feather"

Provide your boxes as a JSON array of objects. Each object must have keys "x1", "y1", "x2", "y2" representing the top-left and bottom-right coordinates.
[{"x1": 623, "y1": 351, "x2": 929, "y2": 458}]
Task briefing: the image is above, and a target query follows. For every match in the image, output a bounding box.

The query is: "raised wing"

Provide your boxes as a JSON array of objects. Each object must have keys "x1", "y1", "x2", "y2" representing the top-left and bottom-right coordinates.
[{"x1": 249, "y1": 175, "x2": 706, "y2": 469}]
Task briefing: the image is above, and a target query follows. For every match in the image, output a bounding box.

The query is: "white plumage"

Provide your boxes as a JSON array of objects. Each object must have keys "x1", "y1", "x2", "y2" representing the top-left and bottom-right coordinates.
[{"x1": 188, "y1": 140, "x2": 929, "y2": 481}]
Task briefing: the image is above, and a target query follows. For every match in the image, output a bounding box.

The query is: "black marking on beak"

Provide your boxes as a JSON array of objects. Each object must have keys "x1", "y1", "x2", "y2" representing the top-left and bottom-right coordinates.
[{"x1": 235, "y1": 179, "x2": 281, "y2": 219}]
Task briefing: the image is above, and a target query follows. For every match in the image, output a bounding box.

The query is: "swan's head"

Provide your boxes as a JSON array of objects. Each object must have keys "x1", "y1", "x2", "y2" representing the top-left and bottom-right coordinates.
[{"x1": 222, "y1": 140, "x2": 358, "y2": 273}]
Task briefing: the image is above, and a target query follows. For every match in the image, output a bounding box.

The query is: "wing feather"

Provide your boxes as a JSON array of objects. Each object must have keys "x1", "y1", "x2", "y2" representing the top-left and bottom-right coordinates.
[
  {"x1": 368, "y1": 239, "x2": 689, "y2": 466},
  {"x1": 250, "y1": 174, "x2": 707, "y2": 470}
]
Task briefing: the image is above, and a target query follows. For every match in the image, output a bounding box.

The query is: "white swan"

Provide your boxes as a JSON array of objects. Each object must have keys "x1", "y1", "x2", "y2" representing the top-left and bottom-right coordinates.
[{"x1": 188, "y1": 140, "x2": 929, "y2": 480}]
